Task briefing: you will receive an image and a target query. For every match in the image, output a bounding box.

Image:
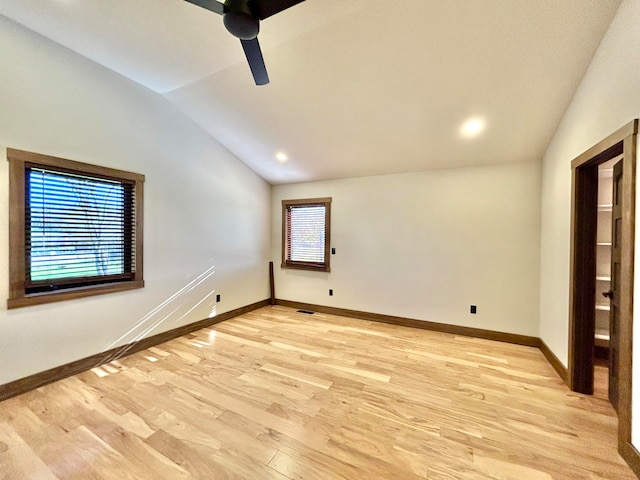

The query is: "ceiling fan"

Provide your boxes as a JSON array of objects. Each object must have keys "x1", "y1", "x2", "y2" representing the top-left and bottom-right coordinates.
[{"x1": 185, "y1": 0, "x2": 306, "y2": 85}]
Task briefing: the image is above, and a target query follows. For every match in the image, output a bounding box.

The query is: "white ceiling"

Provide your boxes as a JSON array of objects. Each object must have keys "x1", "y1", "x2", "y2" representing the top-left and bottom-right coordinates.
[{"x1": 0, "y1": 0, "x2": 622, "y2": 184}]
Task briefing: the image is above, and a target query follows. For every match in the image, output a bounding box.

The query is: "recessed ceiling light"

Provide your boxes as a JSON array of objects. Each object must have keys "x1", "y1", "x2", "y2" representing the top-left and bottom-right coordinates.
[
  {"x1": 276, "y1": 152, "x2": 288, "y2": 162},
  {"x1": 460, "y1": 118, "x2": 486, "y2": 138}
]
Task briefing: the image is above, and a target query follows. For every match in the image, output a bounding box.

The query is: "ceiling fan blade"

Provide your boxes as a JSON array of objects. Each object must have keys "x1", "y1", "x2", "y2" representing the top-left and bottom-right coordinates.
[
  {"x1": 184, "y1": 0, "x2": 225, "y2": 15},
  {"x1": 252, "y1": 0, "x2": 306, "y2": 20},
  {"x1": 240, "y1": 38, "x2": 269, "y2": 85}
]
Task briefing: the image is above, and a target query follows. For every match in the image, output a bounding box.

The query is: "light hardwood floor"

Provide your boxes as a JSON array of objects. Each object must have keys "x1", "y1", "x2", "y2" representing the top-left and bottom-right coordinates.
[
  {"x1": 0, "y1": 306, "x2": 635, "y2": 480},
  {"x1": 594, "y1": 358, "x2": 610, "y2": 402}
]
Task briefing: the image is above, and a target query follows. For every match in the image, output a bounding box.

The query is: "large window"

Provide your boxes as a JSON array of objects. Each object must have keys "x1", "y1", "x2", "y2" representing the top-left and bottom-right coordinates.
[
  {"x1": 282, "y1": 197, "x2": 331, "y2": 272},
  {"x1": 7, "y1": 149, "x2": 144, "y2": 308}
]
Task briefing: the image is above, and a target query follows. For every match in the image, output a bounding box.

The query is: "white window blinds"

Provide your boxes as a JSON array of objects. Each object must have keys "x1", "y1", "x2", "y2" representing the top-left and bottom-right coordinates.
[{"x1": 287, "y1": 205, "x2": 326, "y2": 263}]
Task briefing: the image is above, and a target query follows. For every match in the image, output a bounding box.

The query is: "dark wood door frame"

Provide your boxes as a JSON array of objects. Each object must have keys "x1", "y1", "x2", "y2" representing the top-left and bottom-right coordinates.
[{"x1": 569, "y1": 119, "x2": 638, "y2": 474}]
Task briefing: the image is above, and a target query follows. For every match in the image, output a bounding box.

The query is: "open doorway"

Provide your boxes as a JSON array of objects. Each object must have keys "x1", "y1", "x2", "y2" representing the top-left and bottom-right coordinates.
[{"x1": 568, "y1": 119, "x2": 637, "y2": 463}]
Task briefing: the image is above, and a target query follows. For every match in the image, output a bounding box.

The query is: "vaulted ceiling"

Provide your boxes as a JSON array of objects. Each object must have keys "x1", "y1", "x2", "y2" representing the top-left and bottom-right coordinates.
[{"x1": 0, "y1": 0, "x2": 622, "y2": 184}]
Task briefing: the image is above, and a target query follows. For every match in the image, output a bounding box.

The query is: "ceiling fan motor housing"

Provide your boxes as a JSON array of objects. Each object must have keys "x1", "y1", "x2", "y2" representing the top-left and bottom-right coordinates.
[{"x1": 223, "y1": 0, "x2": 260, "y2": 40}]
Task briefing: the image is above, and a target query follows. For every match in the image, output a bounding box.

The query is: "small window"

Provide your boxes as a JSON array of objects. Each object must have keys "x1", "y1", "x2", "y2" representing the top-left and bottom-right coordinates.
[
  {"x1": 282, "y1": 198, "x2": 331, "y2": 272},
  {"x1": 7, "y1": 149, "x2": 144, "y2": 308}
]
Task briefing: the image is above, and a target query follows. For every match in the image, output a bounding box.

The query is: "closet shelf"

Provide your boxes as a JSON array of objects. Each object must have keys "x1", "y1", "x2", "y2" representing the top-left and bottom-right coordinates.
[
  {"x1": 595, "y1": 163, "x2": 613, "y2": 351},
  {"x1": 595, "y1": 328, "x2": 610, "y2": 347}
]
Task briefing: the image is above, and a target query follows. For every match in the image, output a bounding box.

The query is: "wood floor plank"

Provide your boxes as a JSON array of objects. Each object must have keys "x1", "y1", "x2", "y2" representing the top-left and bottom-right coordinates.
[
  {"x1": 0, "y1": 305, "x2": 635, "y2": 479},
  {"x1": 0, "y1": 423, "x2": 59, "y2": 480},
  {"x1": 144, "y1": 429, "x2": 233, "y2": 479}
]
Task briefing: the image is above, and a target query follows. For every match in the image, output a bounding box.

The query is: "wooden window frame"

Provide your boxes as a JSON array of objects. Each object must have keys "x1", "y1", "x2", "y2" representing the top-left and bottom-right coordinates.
[
  {"x1": 7, "y1": 149, "x2": 145, "y2": 309},
  {"x1": 281, "y1": 197, "x2": 331, "y2": 272}
]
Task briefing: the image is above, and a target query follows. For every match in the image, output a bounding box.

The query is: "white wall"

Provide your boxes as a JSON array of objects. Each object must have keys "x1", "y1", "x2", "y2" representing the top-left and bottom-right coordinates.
[
  {"x1": 539, "y1": 0, "x2": 638, "y2": 363},
  {"x1": 0, "y1": 17, "x2": 271, "y2": 385},
  {"x1": 272, "y1": 161, "x2": 541, "y2": 336},
  {"x1": 537, "y1": 0, "x2": 640, "y2": 443}
]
